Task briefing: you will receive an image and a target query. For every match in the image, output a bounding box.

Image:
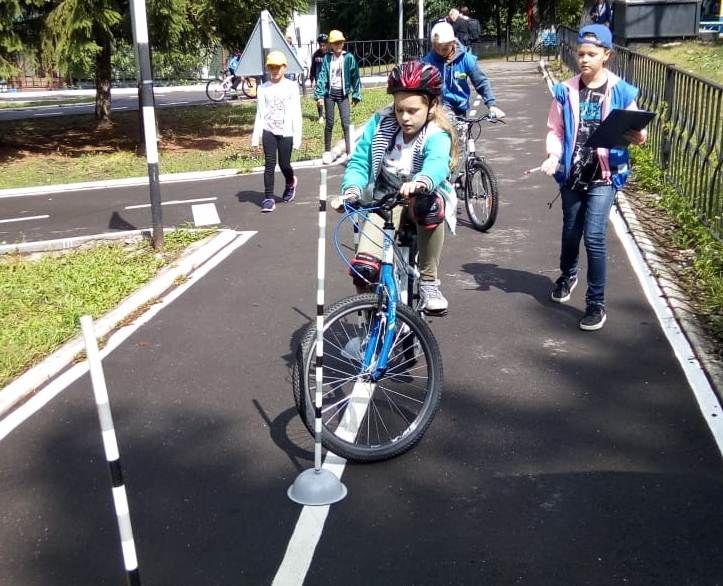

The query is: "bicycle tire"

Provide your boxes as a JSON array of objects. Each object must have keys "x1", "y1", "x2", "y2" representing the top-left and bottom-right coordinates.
[
  {"x1": 292, "y1": 293, "x2": 443, "y2": 462},
  {"x1": 465, "y1": 158, "x2": 499, "y2": 232},
  {"x1": 242, "y1": 76, "x2": 258, "y2": 99},
  {"x1": 205, "y1": 78, "x2": 227, "y2": 102}
]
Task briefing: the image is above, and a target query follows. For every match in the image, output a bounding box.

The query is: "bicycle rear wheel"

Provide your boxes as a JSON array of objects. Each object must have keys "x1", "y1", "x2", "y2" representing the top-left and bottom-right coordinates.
[
  {"x1": 242, "y1": 76, "x2": 258, "y2": 99},
  {"x1": 292, "y1": 293, "x2": 443, "y2": 462},
  {"x1": 205, "y1": 78, "x2": 227, "y2": 102},
  {"x1": 465, "y1": 158, "x2": 499, "y2": 232}
]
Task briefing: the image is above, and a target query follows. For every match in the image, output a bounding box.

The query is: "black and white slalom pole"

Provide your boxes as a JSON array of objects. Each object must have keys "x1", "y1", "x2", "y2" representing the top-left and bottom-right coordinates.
[
  {"x1": 129, "y1": 0, "x2": 163, "y2": 249},
  {"x1": 288, "y1": 169, "x2": 347, "y2": 506},
  {"x1": 80, "y1": 316, "x2": 141, "y2": 586}
]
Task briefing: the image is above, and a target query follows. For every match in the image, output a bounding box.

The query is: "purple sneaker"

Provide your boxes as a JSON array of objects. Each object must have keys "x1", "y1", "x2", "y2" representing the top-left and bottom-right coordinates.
[
  {"x1": 282, "y1": 177, "x2": 298, "y2": 203},
  {"x1": 261, "y1": 198, "x2": 276, "y2": 213}
]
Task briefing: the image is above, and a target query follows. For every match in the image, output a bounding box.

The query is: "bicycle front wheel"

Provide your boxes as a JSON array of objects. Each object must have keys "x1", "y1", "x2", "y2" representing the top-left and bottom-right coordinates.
[
  {"x1": 292, "y1": 294, "x2": 443, "y2": 462},
  {"x1": 242, "y1": 76, "x2": 258, "y2": 99},
  {"x1": 465, "y1": 158, "x2": 499, "y2": 232},
  {"x1": 205, "y1": 78, "x2": 227, "y2": 102}
]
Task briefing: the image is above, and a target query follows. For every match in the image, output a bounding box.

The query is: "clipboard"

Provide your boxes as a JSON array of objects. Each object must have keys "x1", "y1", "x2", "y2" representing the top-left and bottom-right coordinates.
[{"x1": 584, "y1": 109, "x2": 656, "y2": 149}]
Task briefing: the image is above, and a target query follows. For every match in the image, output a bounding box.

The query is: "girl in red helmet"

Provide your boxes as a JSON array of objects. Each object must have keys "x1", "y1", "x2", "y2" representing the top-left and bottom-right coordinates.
[{"x1": 340, "y1": 60, "x2": 458, "y2": 313}]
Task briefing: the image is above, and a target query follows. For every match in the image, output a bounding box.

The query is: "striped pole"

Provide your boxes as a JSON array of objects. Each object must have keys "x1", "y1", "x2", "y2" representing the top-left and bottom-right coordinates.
[
  {"x1": 129, "y1": 0, "x2": 163, "y2": 249},
  {"x1": 314, "y1": 169, "x2": 327, "y2": 472},
  {"x1": 80, "y1": 316, "x2": 141, "y2": 586},
  {"x1": 286, "y1": 169, "x2": 346, "y2": 505}
]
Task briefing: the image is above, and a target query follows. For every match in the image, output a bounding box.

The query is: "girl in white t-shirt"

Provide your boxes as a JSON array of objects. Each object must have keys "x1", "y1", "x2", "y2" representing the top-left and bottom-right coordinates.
[{"x1": 251, "y1": 50, "x2": 303, "y2": 213}]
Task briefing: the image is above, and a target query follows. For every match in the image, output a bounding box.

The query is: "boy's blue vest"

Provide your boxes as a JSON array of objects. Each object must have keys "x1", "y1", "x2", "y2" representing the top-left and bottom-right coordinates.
[{"x1": 553, "y1": 78, "x2": 639, "y2": 190}]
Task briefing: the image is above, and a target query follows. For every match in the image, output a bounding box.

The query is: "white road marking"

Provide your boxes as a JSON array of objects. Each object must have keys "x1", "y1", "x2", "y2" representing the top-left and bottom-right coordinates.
[
  {"x1": 0, "y1": 214, "x2": 49, "y2": 224},
  {"x1": 0, "y1": 230, "x2": 256, "y2": 440},
  {"x1": 124, "y1": 196, "x2": 217, "y2": 210},
  {"x1": 611, "y1": 207, "x2": 723, "y2": 455},
  {"x1": 191, "y1": 203, "x2": 220, "y2": 226},
  {"x1": 273, "y1": 381, "x2": 372, "y2": 586}
]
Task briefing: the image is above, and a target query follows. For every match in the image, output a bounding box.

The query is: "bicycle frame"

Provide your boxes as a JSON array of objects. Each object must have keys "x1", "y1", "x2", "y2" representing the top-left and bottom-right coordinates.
[{"x1": 361, "y1": 218, "x2": 399, "y2": 382}]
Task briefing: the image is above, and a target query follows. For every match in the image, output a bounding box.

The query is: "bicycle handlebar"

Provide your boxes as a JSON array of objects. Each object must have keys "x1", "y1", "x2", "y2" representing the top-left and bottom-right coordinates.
[{"x1": 454, "y1": 112, "x2": 507, "y2": 125}]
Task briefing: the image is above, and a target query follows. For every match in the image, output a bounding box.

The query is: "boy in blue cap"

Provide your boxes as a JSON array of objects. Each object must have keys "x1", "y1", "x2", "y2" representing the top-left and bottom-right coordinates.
[{"x1": 538, "y1": 24, "x2": 646, "y2": 330}]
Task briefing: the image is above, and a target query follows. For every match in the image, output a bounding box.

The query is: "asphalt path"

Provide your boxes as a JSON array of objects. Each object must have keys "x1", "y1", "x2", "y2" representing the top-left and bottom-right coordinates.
[
  {"x1": 0, "y1": 87, "x2": 212, "y2": 122},
  {"x1": 1, "y1": 61, "x2": 721, "y2": 585}
]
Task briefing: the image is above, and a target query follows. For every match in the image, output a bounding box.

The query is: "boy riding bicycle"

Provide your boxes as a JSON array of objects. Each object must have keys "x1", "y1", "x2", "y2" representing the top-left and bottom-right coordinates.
[{"x1": 422, "y1": 22, "x2": 505, "y2": 179}]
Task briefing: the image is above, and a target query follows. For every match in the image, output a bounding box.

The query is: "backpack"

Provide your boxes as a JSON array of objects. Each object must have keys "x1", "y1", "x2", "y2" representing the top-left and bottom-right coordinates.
[{"x1": 467, "y1": 18, "x2": 481, "y2": 42}]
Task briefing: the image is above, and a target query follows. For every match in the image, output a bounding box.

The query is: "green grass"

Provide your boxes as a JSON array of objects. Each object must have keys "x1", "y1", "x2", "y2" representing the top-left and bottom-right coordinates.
[
  {"x1": 630, "y1": 145, "x2": 723, "y2": 339},
  {"x1": 0, "y1": 228, "x2": 215, "y2": 388},
  {"x1": 0, "y1": 97, "x2": 94, "y2": 109},
  {"x1": 0, "y1": 88, "x2": 393, "y2": 189},
  {"x1": 640, "y1": 42, "x2": 723, "y2": 85}
]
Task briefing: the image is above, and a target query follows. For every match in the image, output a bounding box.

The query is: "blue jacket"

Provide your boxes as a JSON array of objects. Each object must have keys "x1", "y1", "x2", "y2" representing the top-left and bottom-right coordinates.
[
  {"x1": 548, "y1": 72, "x2": 640, "y2": 189},
  {"x1": 422, "y1": 42, "x2": 496, "y2": 115}
]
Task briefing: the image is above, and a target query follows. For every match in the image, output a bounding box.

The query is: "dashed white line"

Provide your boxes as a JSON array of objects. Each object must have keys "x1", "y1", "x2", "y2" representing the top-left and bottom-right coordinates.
[
  {"x1": 124, "y1": 196, "x2": 217, "y2": 210},
  {"x1": 0, "y1": 214, "x2": 49, "y2": 224}
]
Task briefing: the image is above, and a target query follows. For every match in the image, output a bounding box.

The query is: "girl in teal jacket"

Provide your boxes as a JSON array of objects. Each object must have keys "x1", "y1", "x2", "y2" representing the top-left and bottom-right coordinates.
[{"x1": 340, "y1": 61, "x2": 457, "y2": 314}]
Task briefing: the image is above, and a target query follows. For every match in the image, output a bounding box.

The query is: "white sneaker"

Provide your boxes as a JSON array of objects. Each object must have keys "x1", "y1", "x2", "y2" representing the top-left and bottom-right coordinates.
[
  {"x1": 336, "y1": 153, "x2": 348, "y2": 166},
  {"x1": 321, "y1": 151, "x2": 333, "y2": 165},
  {"x1": 419, "y1": 280, "x2": 448, "y2": 313}
]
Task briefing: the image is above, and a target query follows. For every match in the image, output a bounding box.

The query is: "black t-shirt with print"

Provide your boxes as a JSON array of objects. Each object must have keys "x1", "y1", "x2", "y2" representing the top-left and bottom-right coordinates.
[{"x1": 568, "y1": 79, "x2": 607, "y2": 188}]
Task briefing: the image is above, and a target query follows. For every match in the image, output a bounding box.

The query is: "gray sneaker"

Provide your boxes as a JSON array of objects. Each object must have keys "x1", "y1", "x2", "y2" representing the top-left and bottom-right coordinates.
[{"x1": 419, "y1": 280, "x2": 448, "y2": 313}]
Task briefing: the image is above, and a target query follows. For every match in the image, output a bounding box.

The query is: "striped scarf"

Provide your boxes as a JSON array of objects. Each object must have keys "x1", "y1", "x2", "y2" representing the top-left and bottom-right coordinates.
[{"x1": 370, "y1": 109, "x2": 428, "y2": 182}]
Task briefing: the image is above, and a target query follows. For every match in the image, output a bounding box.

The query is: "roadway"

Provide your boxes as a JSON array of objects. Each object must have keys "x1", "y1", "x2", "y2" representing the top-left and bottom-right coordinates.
[
  {"x1": 0, "y1": 87, "x2": 212, "y2": 121},
  {"x1": 0, "y1": 60, "x2": 721, "y2": 585}
]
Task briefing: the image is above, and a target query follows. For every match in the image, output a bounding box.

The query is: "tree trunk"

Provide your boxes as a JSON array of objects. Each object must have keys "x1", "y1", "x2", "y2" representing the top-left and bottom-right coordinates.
[
  {"x1": 495, "y1": 0, "x2": 503, "y2": 46},
  {"x1": 506, "y1": 0, "x2": 515, "y2": 40},
  {"x1": 95, "y1": 32, "x2": 112, "y2": 122}
]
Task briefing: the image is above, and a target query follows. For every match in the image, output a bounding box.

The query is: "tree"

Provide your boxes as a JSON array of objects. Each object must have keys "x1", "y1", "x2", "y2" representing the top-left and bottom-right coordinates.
[{"x1": 34, "y1": 0, "x2": 306, "y2": 121}]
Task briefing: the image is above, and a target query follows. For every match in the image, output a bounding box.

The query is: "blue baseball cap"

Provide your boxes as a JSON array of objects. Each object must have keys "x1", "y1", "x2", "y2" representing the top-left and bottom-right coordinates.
[{"x1": 577, "y1": 24, "x2": 613, "y2": 49}]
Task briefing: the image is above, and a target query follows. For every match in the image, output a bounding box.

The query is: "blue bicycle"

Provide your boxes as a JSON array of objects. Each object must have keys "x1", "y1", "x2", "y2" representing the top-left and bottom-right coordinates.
[{"x1": 292, "y1": 192, "x2": 444, "y2": 461}]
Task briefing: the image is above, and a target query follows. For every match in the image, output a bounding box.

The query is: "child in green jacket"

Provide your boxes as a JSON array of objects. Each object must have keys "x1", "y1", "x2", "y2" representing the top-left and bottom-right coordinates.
[{"x1": 314, "y1": 29, "x2": 361, "y2": 164}]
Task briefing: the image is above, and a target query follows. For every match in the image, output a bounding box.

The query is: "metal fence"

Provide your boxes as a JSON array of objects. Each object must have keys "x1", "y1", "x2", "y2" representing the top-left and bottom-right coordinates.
[
  {"x1": 560, "y1": 26, "x2": 723, "y2": 239},
  {"x1": 507, "y1": 25, "x2": 560, "y2": 62}
]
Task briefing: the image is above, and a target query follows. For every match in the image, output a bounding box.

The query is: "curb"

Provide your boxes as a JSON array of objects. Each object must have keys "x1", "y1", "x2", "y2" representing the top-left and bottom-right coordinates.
[
  {"x1": 0, "y1": 229, "x2": 253, "y2": 419},
  {"x1": 0, "y1": 121, "x2": 371, "y2": 199},
  {"x1": 0, "y1": 228, "x2": 169, "y2": 255}
]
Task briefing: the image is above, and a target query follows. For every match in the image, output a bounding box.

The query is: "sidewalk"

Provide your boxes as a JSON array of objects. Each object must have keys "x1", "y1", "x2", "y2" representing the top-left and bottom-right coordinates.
[{"x1": 0, "y1": 76, "x2": 388, "y2": 101}]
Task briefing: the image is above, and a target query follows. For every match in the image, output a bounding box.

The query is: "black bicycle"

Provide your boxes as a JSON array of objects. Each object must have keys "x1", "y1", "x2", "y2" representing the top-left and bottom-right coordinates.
[{"x1": 454, "y1": 113, "x2": 502, "y2": 232}]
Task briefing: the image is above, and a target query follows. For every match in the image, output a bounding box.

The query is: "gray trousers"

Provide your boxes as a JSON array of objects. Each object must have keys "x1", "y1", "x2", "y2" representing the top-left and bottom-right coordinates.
[{"x1": 324, "y1": 93, "x2": 351, "y2": 154}]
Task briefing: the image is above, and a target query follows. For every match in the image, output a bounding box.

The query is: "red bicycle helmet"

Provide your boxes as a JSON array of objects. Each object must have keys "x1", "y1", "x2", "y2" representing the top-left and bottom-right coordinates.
[{"x1": 387, "y1": 61, "x2": 442, "y2": 96}]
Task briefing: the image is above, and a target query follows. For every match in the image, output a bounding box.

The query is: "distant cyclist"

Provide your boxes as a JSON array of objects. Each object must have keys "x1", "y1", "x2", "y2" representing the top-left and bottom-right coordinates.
[{"x1": 227, "y1": 50, "x2": 242, "y2": 93}]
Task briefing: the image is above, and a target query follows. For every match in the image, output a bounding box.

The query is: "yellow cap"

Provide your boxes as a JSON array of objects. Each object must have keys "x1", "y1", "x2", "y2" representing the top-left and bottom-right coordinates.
[
  {"x1": 266, "y1": 50, "x2": 287, "y2": 66},
  {"x1": 328, "y1": 30, "x2": 346, "y2": 43}
]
